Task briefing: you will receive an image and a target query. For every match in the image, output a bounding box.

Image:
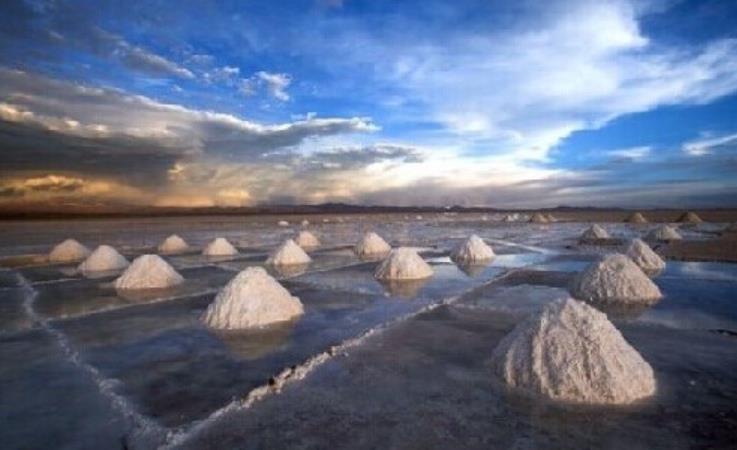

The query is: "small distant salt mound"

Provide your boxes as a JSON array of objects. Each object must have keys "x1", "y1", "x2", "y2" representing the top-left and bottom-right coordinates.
[
  {"x1": 354, "y1": 232, "x2": 391, "y2": 258},
  {"x1": 647, "y1": 225, "x2": 682, "y2": 242},
  {"x1": 451, "y1": 235, "x2": 495, "y2": 264},
  {"x1": 570, "y1": 254, "x2": 662, "y2": 305},
  {"x1": 301, "y1": 219, "x2": 310, "y2": 226},
  {"x1": 78, "y1": 245, "x2": 129, "y2": 273},
  {"x1": 278, "y1": 220, "x2": 289, "y2": 227},
  {"x1": 726, "y1": 223, "x2": 737, "y2": 233},
  {"x1": 501, "y1": 214, "x2": 515, "y2": 222},
  {"x1": 49, "y1": 239, "x2": 91, "y2": 263},
  {"x1": 158, "y1": 235, "x2": 189, "y2": 254},
  {"x1": 202, "y1": 267, "x2": 304, "y2": 329},
  {"x1": 203, "y1": 237, "x2": 239, "y2": 256},
  {"x1": 375, "y1": 247, "x2": 433, "y2": 280},
  {"x1": 529, "y1": 213, "x2": 548, "y2": 223},
  {"x1": 580, "y1": 224, "x2": 610, "y2": 242},
  {"x1": 625, "y1": 239, "x2": 665, "y2": 275},
  {"x1": 294, "y1": 230, "x2": 320, "y2": 249},
  {"x1": 114, "y1": 255, "x2": 183, "y2": 290},
  {"x1": 415, "y1": 215, "x2": 423, "y2": 220},
  {"x1": 677, "y1": 211, "x2": 703, "y2": 224},
  {"x1": 625, "y1": 212, "x2": 648, "y2": 223},
  {"x1": 491, "y1": 298, "x2": 656, "y2": 405},
  {"x1": 545, "y1": 214, "x2": 557, "y2": 222},
  {"x1": 267, "y1": 239, "x2": 312, "y2": 266}
]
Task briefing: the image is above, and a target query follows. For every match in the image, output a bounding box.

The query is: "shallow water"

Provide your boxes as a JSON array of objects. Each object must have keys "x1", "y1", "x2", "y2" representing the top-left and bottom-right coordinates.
[{"x1": 0, "y1": 215, "x2": 736, "y2": 449}]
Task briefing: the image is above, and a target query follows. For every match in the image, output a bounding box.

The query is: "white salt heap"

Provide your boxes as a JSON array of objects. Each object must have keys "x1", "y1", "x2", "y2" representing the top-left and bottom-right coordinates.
[
  {"x1": 647, "y1": 225, "x2": 682, "y2": 242},
  {"x1": 451, "y1": 235, "x2": 495, "y2": 264},
  {"x1": 354, "y1": 232, "x2": 391, "y2": 257},
  {"x1": 580, "y1": 224, "x2": 610, "y2": 241},
  {"x1": 203, "y1": 237, "x2": 239, "y2": 256},
  {"x1": 375, "y1": 247, "x2": 433, "y2": 280},
  {"x1": 158, "y1": 235, "x2": 189, "y2": 254},
  {"x1": 491, "y1": 298, "x2": 656, "y2": 405},
  {"x1": 114, "y1": 255, "x2": 183, "y2": 290},
  {"x1": 570, "y1": 253, "x2": 662, "y2": 305},
  {"x1": 677, "y1": 211, "x2": 702, "y2": 223},
  {"x1": 202, "y1": 267, "x2": 304, "y2": 329},
  {"x1": 626, "y1": 212, "x2": 648, "y2": 223},
  {"x1": 545, "y1": 213, "x2": 557, "y2": 222},
  {"x1": 294, "y1": 230, "x2": 320, "y2": 249},
  {"x1": 625, "y1": 239, "x2": 665, "y2": 275},
  {"x1": 78, "y1": 245, "x2": 129, "y2": 273},
  {"x1": 278, "y1": 220, "x2": 289, "y2": 227},
  {"x1": 301, "y1": 219, "x2": 310, "y2": 226},
  {"x1": 529, "y1": 213, "x2": 548, "y2": 223},
  {"x1": 49, "y1": 239, "x2": 91, "y2": 263},
  {"x1": 266, "y1": 239, "x2": 312, "y2": 266}
]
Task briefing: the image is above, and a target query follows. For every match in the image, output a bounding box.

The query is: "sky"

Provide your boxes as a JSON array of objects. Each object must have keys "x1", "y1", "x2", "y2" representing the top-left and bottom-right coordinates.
[{"x1": 1, "y1": 0, "x2": 736, "y2": 209}]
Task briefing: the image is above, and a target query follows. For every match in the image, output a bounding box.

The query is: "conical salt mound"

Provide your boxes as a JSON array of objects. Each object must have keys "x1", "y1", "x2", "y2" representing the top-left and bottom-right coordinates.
[
  {"x1": 625, "y1": 212, "x2": 648, "y2": 223},
  {"x1": 78, "y1": 245, "x2": 129, "y2": 273},
  {"x1": 375, "y1": 247, "x2": 433, "y2": 280},
  {"x1": 570, "y1": 254, "x2": 662, "y2": 305},
  {"x1": 502, "y1": 214, "x2": 515, "y2": 222},
  {"x1": 451, "y1": 235, "x2": 495, "y2": 264},
  {"x1": 202, "y1": 267, "x2": 304, "y2": 329},
  {"x1": 158, "y1": 235, "x2": 189, "y2": 254},
  {"x1": 266, "y1": 239, "x2": 312, "y2": 266},
  {"x1": 354, "y1": 232, "x2": 391, "y2": 257},
  {"x1": 301, "y1": 219, "x2": 310, "y2": 226},
  {"x1": 278, "y1": 220, "x2": 289, "y2": 227},
  {"x1": 677, "y1": 211, "x2": 702, "y2": 224},
  {"x1": 203, "y1": 237, "x2": 239, "y2": 256},
  {"x1": 625, "y1": 239, "x2": 665, "y2": 275},
  {"x1": 647, "y1": 225, "x2": 682, "y2": 242},
  {"x1": 49, "y1": 239, "x2": 91, "y2": 263},
  {"x1": 529, "y1": 213, "x2": 548, "y2": 223},
  {"x1": 491, "y1": 298, "x2": 656, "y2": 405},
  {"x1": 580, "y1": 224, "x2": 610, "y2": 241},
  {"x1": 545, "y1": 214, "x2": 557, "y2": 222},
  {"x1": 114, "y1": 255, "x2": 183, "y2": 290},
  {"x1": 294, "y1": 230, "x2": 320, "y2": 249}
]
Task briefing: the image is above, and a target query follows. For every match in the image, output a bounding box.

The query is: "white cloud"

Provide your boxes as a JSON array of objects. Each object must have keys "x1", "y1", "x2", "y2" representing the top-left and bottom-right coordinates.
[
  {"x1": 683, "y1": 132, "x2": 737, "y2": 156},
  {"x1": 238, "y1": 71, "x2": 293, "y2": 101},
  {"x1": 608, "y1": 146, "x2": 652, "y2": 160}
]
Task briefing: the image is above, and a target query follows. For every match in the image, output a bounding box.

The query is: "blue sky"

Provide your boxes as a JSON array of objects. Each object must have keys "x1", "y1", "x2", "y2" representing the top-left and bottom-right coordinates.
[{"x1": 0, "y1": 0, "x2": 736, "y2": 208}]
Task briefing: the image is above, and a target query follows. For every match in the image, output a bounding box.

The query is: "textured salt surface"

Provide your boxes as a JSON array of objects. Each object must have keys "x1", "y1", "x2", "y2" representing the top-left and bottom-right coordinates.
[
  {"x1": 77, "y1": 245, "x2": 129, "y2": 273},
  {"x1": 625, "y1": 239, "x2": 665, "y2": 275},
  {"x1": 114, "y1": 255, "x2": 184, "y2": 290},
  {"x1": 158, "y1": 235, "x2": 189, "y2": 254},
  {"x1": 451, "y1": 235, "x2": 495, "y2": 264},
  {"x1": 48, "y1": 239, "x2": 90, "y2": 263},
  {"x1": 267, "y1": 239, "x2": 312, "y2": 266},
  {"x1": 491, "y1": 298, "x2": 656, "y2": 404},
  {"x1": 570, "y1": 254, "x2": 662, "y2": 305},
  {"x1": 648, "y1": 225, "x2": 682, "y2": 242},
  {"x1": 203, "y1": 267, "x2": 303, "y2": 329},
  {"x1": 375, "y1": 247, "x2": 433, "y2": 280},
  {"x1": 203, "y1": 237, "x2": 238, "y2": 256},
  {"x1": 354, "y1": 232, "x2": 391, "y2": 258},
  {"x1": 294, "y1": 230, "x2": 320, "y2": 248},
  {"x1": 580, "y1": 224, "x2": 610, "y2": 241}
]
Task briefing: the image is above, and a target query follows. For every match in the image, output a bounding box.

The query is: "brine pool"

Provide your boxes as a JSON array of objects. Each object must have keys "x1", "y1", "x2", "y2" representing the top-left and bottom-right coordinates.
[{"x1": 0, "y1": 216, "x2": 735, "y2": 449}]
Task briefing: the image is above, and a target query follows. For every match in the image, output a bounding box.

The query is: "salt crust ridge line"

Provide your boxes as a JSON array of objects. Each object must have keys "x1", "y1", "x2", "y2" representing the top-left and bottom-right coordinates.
[
  {"x1": 162, "y1": 268, "x2": 521, "y2": 449},
  {"x1": 15, "y1": 272, "x2": 168, "y2": 448}
]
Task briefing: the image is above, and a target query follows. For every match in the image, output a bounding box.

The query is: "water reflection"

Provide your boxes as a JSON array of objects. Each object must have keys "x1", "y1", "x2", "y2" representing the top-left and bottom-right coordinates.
[
  {"x1": 378, "y1": 277, "x2": 430, "y2": 298},
  {"x1": 212, "y1": 320, "x2": 295, "y2": 360},
  {"x1": 269, "y1": 262, "x2": 310, "y2": 278}
]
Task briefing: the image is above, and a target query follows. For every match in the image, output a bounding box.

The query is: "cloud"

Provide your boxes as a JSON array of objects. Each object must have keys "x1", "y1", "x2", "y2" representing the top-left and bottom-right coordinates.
[
  {"x1": 607, "y1": 146, "x2": 652, "y2": 161},
  {"x1": 682, "y1": 132, "x2": 737, "y2": 156},
  {"x1": 238, "y1": 71, "x2": 292, "y2": 101}
]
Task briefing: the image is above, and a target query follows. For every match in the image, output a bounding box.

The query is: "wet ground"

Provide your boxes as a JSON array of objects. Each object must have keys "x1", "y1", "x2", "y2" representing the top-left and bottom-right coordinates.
[{"x1": 1, "y1": 215, "x2": 736, "y2": 449}]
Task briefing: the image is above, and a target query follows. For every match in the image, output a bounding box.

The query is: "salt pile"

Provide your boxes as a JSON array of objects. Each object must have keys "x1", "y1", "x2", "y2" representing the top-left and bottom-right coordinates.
[
  {"x1": 78, "y1": 245, "x2": 129, "y2": 273},
  {"x1": 301, "y1": 219, "x2": 310, "y2": 226},
  {"x1": 625, "y1": 239, "x2": 665, "y2": 275},
  {"x1": 48, "y1": 239, "x2": 91, "y2": 263},
  {"x1": 625, "y1": 212, "x2": 648, "y2": 223},
  {"x1": 580, "y1": 224, "x2": 610, "y2": 242},
  {"x1": 529, "y1": 213, "x2": 548, "y2": 223},
  {"x1": 647, "y1": 225, "x2": 682, "y2": 242},
  {"x1": 158, "y1": 234, "x2": 189, "y2": 254},
  {"x1": 266, "y1": 239, "x2": 312, "y2": 266},
  {"x1": 569, "y1": 254, "x2": 662, "y2": 305},
  {"x1": 451, "y1": 235, "x2": 495, "y2": 264},
  {"x1": 354, "y1": 232, "x2": 391, "y2": 257},
  {"x1": 203, "y1": 237, "x2": 239, "y2": 256},
  {"x1": 490, "y1": 298, "x2": 656, "y2": 405},
  {"x1": 278, "y1": 220, "x2": 289, "y2": 227},
  {"x1": 375, "y1": 247, "x2": 433, "y2": 280},
  {"x1": 501, "y1": 214, "x2": 515, "y2": 222},
  {"x1": 294, "y1": 230, "x2": 320, "y2": 249},
  {"x1": 677, "y1": 211, "x2": 702, "y2": 223},
  {"x1": 114, "y1": 255, "x2": 183, "y2": 290},
  {"x1": 202, "y1": 267, "x2": 304, "y2": 329},
  {"x1": 545, "y1": 213, "x2": 557, "y2": 222}
]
